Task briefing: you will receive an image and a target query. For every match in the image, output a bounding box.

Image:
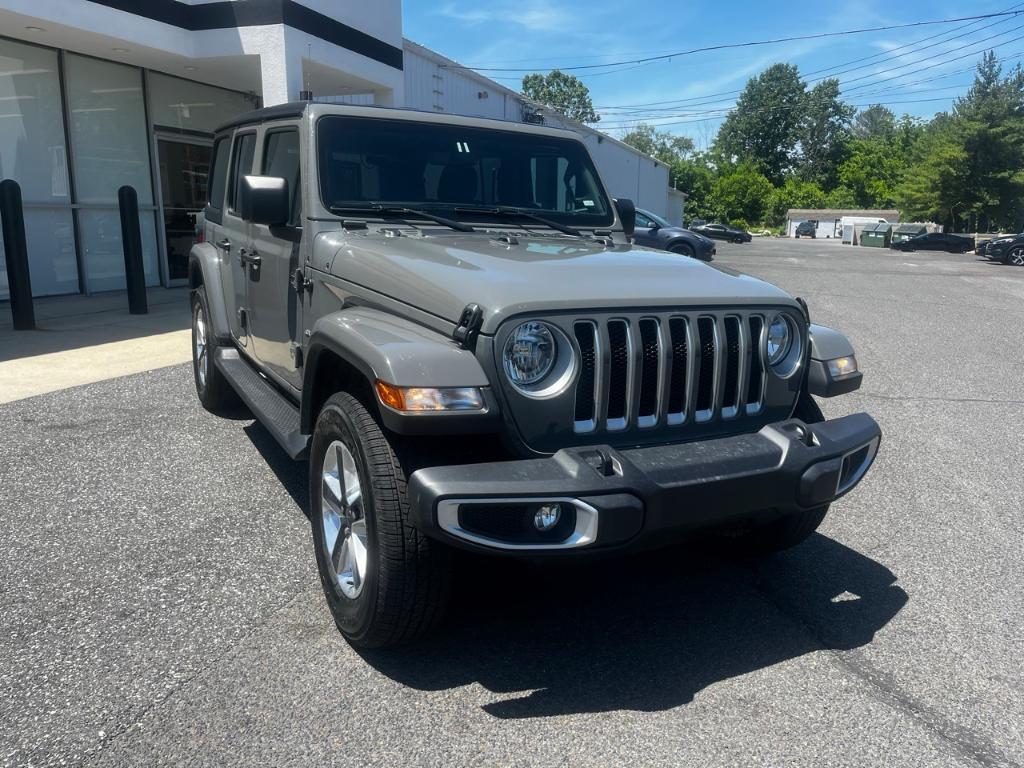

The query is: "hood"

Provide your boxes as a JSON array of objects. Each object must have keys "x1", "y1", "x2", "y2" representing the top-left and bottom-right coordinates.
[{"x1": 319, "y1": 228, "x2": 795, "y2": 334}]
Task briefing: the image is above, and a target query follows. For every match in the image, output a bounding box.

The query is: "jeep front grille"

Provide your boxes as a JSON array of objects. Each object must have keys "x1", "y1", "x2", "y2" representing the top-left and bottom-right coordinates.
[{"x1": 573, "y1": 314, "x2": 767, "y2": 433}]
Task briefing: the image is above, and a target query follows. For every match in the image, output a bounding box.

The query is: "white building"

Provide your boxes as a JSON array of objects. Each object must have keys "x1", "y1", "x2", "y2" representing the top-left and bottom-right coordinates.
[{"x1": 0, "y1": 1, "x2": 670, "y2": 300}]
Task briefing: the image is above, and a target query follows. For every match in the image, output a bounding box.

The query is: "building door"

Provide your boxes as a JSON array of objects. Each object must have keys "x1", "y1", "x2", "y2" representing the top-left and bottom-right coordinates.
[{"x1": 156, "y1": 136, "x2": 212, "y2": 283}]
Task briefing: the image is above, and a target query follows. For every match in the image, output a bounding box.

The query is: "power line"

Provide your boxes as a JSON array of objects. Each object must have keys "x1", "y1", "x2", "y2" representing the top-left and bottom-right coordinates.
[
  {"x1": 593, "y1": 30, "x2": 1024, "y2": 127},
  {"x1": 442, "y1": 10, "x2": 1024, "y2": 73},
  {"x1": 597, "y1": 12, "x2": 1024, "y2": 116},
  {"x1": 594, "y1": 8, "x2": 1020, "y2": 109}
]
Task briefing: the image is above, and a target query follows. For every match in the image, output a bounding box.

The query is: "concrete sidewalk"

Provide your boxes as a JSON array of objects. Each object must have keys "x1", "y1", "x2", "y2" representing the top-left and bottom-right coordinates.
[{"x1": 0, "y1": 287, "x2": 192, "y2": 404}]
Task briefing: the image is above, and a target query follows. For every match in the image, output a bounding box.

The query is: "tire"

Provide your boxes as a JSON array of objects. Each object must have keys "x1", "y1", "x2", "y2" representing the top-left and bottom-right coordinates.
[
  {"x1": 723, "y1": 393, "x2": 830, "y2": 556},
  {"x1": 669, "y1": 242, "x2": 695, "y2": 258},
  {"x1": 310, "y1": 392, "x2": 452, "y2": 648},
  {"x1": 1008, "y1": 247, "x2": 1024, "y2": 266},
  {"x1": 191, "y1": 285, "x2": 240, "y2": 412}
]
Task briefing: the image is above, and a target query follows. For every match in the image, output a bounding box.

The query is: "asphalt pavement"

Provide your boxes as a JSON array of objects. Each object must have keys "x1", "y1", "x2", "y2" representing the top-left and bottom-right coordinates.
[{"x1": 2, "y1": 238, "x2": 1022, "y2": 767}]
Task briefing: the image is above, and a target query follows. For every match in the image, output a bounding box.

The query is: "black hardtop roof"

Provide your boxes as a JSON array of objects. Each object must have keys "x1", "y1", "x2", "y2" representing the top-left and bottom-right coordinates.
[{"x1": 215, "y1": 102, "x2": 309, "y2": 134}]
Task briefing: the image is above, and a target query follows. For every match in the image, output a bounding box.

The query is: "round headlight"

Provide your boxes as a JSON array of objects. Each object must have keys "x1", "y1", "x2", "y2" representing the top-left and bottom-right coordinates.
[
  {"x1": 503, "y1": 321, "x2": 557, "y2": 386},
  {"x1": 766, "y1": 314, "x2": 792, "y2": 366}
]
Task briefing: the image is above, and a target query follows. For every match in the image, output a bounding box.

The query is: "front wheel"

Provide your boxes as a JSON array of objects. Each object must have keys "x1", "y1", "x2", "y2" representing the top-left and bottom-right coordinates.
[
  {"x1": 310, "y1": 392, "x2": 451, "y2": 648},
  {"x1": 669, "y1": 242, "x2": 695, "y2": 258},
  {"x1": 1008, "y1": 247, "x2": 1024, "y2": 266},
  {"x1": 722, "y1": 393, "x2": 830, "y2": 556}
]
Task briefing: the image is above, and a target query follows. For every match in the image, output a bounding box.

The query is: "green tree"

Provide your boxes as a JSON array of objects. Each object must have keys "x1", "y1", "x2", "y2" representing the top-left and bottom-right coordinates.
[
  {"x1": 709, "y1": 163, "x2": 775, "y2": 224},
  {"x1": 797, "y1": 78, "x2": 854, "y2": 189},
  {"x1": 714, "y1": 63, "x2": 806, "y2": 184},
  {"x1": 852, "y1": 105, "x2": 897, "y2": 139},
  {"x1": 896, "y1": 116, "x2": 970, "y2": 226},
  {"x1": 668, "y1": 154, "x2": 716, "y2": 222},
  {"x1": 766, "y1": 177, "x2": 827, "y2": 226},
  {"x1": 620, "y1": 123, "x2": 694, "y2": 164},
  {"x1": 521, "y1": 70, "x2": 600, "y2": 124}
]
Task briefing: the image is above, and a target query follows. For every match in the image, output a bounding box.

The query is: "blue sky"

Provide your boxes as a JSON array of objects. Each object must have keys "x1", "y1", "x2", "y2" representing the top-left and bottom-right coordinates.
[{"x1": 402, "y1": 0, "x2": 1024, "y2": 148}]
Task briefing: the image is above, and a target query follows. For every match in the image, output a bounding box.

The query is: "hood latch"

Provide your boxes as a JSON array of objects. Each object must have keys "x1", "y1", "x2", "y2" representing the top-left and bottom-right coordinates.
[{"x1": 453, "y1": 303, "x2": 484, "y2": 349}]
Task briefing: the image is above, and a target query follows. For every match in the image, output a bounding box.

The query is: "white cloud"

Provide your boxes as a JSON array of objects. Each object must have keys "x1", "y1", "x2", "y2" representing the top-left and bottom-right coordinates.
[{"x1": 435, "y1": 1, "x2": 578, "y2": 33}]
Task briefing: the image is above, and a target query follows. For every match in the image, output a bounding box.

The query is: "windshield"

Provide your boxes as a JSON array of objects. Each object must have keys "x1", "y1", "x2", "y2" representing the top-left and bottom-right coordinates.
[{"x1": 317, "y1": 116, "x2": 614, "y2": 227}]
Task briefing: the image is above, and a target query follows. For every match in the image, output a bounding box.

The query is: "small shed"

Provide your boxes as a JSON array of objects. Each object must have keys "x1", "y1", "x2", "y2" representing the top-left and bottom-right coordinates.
[
  {"x1": 860, "y1": 222, "x2": 892, "y2": 248},
  {"x1": 891, "y1": 224, "x2": 928, "y2": 245}
]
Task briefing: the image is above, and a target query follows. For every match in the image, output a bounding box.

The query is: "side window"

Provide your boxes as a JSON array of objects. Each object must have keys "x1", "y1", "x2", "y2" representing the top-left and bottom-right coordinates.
[
  {"x1": 207, "y1": 137, "x2": 230, "y2": 212},
  {"x1": 262, "y1": 129, "x2": 301, "y2": 226},
  {"x1": 227, "y1": 132, "x2": 256, "y2": 213},
  {"x1": 634, "y1": 212, "x2": 652, "y2": 228}
]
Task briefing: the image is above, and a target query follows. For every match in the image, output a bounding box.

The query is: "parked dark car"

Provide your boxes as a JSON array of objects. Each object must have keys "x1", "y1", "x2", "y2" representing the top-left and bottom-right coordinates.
[
  {"x1": 983, "y1": 234, "x2": 1024, "y2": 265},
  {"x1": 691, "y1": 222, "x2": 752, "y2": 243},
  {"x1": 890, "y1": 232, "x2": 975, "y2": 253},
  {"x1": 632, "y1": 208, "x2": 716, "y2": 261},
  {"x1": 794, "y1": 220, "x2": 817, "y2": 238}
]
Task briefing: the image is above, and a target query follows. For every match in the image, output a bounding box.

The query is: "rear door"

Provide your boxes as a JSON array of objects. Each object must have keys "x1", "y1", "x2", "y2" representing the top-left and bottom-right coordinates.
[
  {"x1": 222, "y1": 130, "x2": 258, "y2": 347},
  {"x1": 247, "y1": 125, "x2": 304, "y2": 389}
]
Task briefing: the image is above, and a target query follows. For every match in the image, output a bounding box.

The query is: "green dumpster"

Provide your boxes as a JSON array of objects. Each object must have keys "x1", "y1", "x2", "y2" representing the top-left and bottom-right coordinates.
[{"x1": 860, "y1": 222, "x2": 892, "y2": 248}]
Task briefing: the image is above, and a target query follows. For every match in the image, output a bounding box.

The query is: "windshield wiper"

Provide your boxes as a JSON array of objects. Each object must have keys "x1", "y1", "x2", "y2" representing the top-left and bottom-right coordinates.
[
  {"x1": 455, "y1": 206, "x2": 583, "y2": 237},
  {"x1": 329, "y1": 204, "x2": 475, "y2": 233}
]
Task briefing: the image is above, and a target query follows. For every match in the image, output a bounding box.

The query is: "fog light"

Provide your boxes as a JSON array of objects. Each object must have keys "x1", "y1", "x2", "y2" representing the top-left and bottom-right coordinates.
[
  {"x1": 827, "y1": 355, "x2": 858, "y2": 378},
  {"x1": 534, "y1": 503, "x2": 562, "y2": 531}
]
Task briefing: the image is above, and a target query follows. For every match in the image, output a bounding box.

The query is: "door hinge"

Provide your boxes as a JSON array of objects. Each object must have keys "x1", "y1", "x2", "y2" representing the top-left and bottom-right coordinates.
[
  {"x1": 453, "y1": 303, "x2": 483, "y2": 349},
  {"x1": 290, "y1": 342, "x2": 304, "y2": 368},
  {"x1": 291, "y1": 268, "x2": 313, "y2": 294},
  {"x1": 237, "y1": 307, "x2": 248, "y2": 329}
]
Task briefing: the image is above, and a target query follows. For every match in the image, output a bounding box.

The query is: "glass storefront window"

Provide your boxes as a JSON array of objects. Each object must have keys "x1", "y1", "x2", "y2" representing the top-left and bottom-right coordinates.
[
  {"x1": 0, "y1": 39, "x2": 77, "y2": 298},
  {"x1": 76, "y1": 210, "x2": 159, "y2": 294},
  {"x1": 65, "y1": 54, "x2": 153, "y2": 206},
  {"x1": 147, "y1": 72, "x2": 254, "y2": 134},
  {"x1": 64, "y1": 54, "x2": 158, "y2": 290}
]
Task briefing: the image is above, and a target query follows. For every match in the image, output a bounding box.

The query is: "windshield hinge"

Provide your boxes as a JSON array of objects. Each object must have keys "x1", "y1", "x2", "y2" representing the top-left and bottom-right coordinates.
[
  {"x1": 453, "y1": 303, "x2": 484, "y2": 349},
  {"x1": 291, "y1": 268, "x2": 313, "y2": 295}
]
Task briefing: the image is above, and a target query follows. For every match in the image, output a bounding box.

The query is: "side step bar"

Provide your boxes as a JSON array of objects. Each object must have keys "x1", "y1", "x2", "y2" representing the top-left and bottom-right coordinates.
[{"x1": 215, "y1": 348, "x2": 310, "y2": 460}]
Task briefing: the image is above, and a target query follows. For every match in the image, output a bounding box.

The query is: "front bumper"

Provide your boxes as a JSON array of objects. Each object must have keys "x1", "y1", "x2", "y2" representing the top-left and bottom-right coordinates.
[{"x1": 407, "y1": 413, "x2": 881, "y2": 555}]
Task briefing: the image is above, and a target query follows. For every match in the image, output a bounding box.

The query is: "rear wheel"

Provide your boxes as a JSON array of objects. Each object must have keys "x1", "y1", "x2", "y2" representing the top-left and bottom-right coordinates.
[
  {"x1": 722, "y1": 393, "x2": 830, "y2": 556},
  {"x1": 190, "y1": 285, "x2": 239, "y2": 412},
  {"x1": 310, "y1": 392, "x2": 451, "y2": 648},
  {"x1": 669, "y1": 242, "x2": 694, "y2": 258}
]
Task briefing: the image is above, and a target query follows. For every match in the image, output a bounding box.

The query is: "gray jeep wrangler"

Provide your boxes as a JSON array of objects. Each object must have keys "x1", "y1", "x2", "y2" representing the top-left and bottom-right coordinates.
[{"x1": 189, "y1": 103, "x2": 881, "y2": 648}]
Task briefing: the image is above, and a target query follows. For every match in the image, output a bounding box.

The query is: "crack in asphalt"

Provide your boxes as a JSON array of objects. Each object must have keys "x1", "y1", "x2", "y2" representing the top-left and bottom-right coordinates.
[
  {"x1": 82, "y1": 580, "x2": 320, "y2": 766},
  {"x1": 749, "y1": 568, "x2": 1018, "y2": 768},
  {"x1": 853, "y1": 391, "x2": 1024, "y2": 406}
]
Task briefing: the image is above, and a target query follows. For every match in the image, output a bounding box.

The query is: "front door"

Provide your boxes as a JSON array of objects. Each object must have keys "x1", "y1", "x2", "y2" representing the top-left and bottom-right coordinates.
[
  {"x1": 247, "y1": 126, "x2": 303, "y2": 390},
  {"x1": 157, "y1": 137, "x2": 212, "y2": 284}
]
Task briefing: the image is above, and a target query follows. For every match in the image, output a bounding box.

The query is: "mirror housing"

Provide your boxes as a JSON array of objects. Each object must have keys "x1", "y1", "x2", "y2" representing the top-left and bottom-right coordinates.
[
  {"x1": 614, "y1": 198, "x2": 636, "y2": 238},
  {"x1": 239, "y1": 175, "x2": 289, "y2": 226}
]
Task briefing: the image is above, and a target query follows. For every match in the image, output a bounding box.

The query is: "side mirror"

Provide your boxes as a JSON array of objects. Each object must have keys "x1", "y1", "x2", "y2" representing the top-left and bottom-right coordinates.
[
  {"x1": 239, "y1": 175, "x2": 289, "y2": 226},
  {"x1": 615, "y1": 198, "x2": 636, "y2": 238}
]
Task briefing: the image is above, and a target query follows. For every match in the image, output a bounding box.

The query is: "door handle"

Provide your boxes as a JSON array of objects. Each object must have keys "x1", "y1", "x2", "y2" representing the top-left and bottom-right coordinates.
[
  {"x1": 239, "y1": 249, "x2": 261, "y2": 269},
  {"x1": 216, "y1": 239, "x2": 232, "y2": 252}
]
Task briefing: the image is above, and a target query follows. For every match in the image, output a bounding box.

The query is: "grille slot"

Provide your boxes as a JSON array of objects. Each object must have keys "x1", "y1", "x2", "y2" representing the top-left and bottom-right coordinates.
[
  {"x1": 722, "y1": 316, "x2": 741, "y2": 414},
  {"x1": 637, "y1": 319, "x2": 660, "y2": 426},
  {"x1": 695, "y1": 317, "x2": 716, "y2": 419},
  {"x1": 606, "y1": 320, "x2": 630, "y2": 429},
  {"x1": 746, "y1": 316, "x2": 764, "y2": 412},
  {"x1": 667, "y1": 318, "x2": 688, "y2": 422},
  {"x1": 569, "y1": 311, "x2": 771, "y2": 434},
  {"x1": 573, "y1": 322, "x2": 597, "y2": 428}
]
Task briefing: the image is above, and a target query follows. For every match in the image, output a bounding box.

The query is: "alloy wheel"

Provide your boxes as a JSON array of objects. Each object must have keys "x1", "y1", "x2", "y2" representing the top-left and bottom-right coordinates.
[
  {"x1": 1010, "y1": 248, "x2": 1024, "y2": 266},
  {"x1": 320, "y1": 440, "x2": 368, "y2": 599},
  {"x1": 193, "y1": 302, "x2": 208, "y2": 388}
]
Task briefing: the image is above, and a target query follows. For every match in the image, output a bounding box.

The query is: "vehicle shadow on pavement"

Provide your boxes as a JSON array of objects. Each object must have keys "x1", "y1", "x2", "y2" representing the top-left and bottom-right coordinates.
[
  {"x1": 244, "y1": 421, "x2": 310, "y2": 517},
  {"x1": 363, "y1": 535, "x2": 907, "y2": 719}
]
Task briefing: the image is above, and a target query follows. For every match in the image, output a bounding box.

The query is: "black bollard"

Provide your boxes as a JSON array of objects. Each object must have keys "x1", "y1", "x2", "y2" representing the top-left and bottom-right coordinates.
[
  {"x1": 0, "y1": 179, "x2": 35, "y2": 330},
  {"x1": 118, "y1": 185, "x2": 148, "y2": 315}
]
